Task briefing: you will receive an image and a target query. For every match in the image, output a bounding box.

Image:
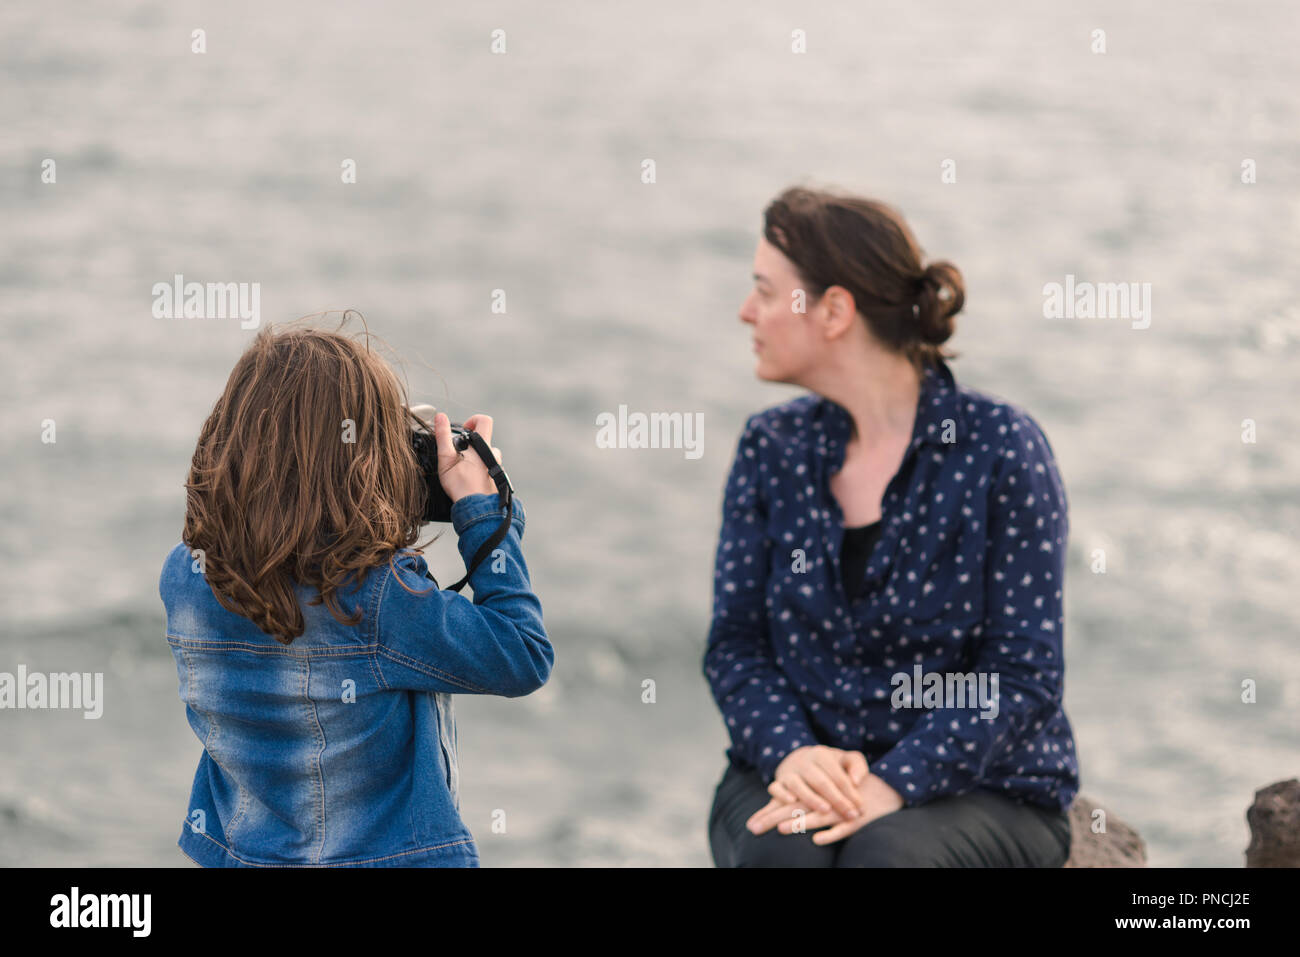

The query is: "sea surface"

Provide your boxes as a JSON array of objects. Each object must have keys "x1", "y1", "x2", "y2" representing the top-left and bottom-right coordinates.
[{"x1": 1, "y1": 0, "x2": 1297, "y2": 867}]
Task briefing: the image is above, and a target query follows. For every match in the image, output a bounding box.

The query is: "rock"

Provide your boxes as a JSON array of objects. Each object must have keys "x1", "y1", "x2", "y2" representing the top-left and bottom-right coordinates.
[
  {"x1": 1245, "y1": 779, "x2": 1300, "y2": 867},
  {"x1": 1063, "y1": 794, "x2": 1147, "y2": 867}
]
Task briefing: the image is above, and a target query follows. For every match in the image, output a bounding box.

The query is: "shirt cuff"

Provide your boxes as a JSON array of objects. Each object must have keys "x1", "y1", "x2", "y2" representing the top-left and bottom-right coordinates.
[{"x1": 869, "y1": 742, "x2": 938, "y2": 808}]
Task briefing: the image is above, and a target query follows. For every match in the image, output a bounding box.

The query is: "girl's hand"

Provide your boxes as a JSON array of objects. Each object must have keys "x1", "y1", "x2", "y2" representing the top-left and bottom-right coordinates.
[{"x1": 434, "y1": 411, "x2": 503, "y2": 502}]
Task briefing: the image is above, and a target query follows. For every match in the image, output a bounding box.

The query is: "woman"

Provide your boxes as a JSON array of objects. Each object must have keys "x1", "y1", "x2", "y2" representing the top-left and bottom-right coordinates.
[
  {"x1": 160, "y1": 322, "x2": 552, "y2": 867},
  {"x1": 704, "y1": 186, "x2": 1078, "y2": 867}
]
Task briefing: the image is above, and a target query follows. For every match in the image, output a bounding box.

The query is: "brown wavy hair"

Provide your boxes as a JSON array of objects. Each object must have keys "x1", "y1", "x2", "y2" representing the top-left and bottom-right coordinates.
[
  {"x1": 183, "y1": 319, "x2": 430, "y2": 644},
  {"x1": 762, "y1": 185, "x2": 966, "y2": 371}
]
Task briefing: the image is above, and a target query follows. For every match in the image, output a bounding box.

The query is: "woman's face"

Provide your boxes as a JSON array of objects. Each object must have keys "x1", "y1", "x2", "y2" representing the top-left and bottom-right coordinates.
[{"x1": 738, "y1": 236, "x2": 825, "y2": 385}]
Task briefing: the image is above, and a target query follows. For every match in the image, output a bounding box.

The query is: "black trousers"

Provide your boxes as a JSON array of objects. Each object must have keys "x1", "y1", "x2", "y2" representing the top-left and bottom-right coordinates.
[{"x1": 708, "y1": 762, "x2": 1071, "y2": 867}]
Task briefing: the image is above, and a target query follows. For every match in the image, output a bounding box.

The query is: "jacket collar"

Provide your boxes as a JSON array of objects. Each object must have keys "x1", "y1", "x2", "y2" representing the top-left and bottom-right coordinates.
[{"x1": 815, "y1": 357, "x2": 964, "y2": 471}]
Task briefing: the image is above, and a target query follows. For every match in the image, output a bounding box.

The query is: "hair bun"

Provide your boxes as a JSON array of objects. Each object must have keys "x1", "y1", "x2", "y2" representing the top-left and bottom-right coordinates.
[{"x1": 913, "y1": 261, "x2": 965, "y2": 344}]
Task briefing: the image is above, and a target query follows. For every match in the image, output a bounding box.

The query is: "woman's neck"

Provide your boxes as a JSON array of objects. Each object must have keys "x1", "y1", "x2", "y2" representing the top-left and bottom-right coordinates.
[{"x1": 803, "y1": 346, "x2": 921, "y2": 451}]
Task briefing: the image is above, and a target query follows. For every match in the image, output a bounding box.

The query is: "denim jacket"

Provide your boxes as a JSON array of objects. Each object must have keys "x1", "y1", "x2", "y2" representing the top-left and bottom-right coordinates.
[{"x1": 160, "y1": 493, "x2": 551, "y2": 867}]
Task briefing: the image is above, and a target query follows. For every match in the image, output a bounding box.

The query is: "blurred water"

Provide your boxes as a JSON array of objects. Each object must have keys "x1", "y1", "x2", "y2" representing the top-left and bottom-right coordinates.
[{"x1": 1, "y1": 0, "x2": 1297, "y2": 867}]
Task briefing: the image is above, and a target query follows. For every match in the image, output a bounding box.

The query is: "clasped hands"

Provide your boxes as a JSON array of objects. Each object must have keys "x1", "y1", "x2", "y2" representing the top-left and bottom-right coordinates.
[{"x1": 745, "y1": 745, "x2": 905, "y2": 845}]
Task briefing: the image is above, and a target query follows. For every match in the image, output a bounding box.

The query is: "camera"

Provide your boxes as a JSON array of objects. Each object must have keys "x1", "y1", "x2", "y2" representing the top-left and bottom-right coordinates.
[
  {"x1": 408, "y1": 406, "x2": 472, "y2": 524},
  {"x1": 406, "y1": 404, "x2": 514, "y2": 592},
  {"x1": 407, "y1": 403, "x2": 513, "y2": 526}
]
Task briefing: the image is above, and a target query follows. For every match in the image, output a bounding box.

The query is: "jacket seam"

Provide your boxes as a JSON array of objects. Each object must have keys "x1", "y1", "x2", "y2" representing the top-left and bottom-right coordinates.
[
  {"x1": 375, "y1": 646, "x2": 491, "y2": 694},
  {"x1": 303, "y1": 657, "x2": 327, "y2": 864},
  {"x1": 374, "y1": 560, "x2": 492, "y2": 693},
  {"x1": 371, "y1": 561, "x2": 395, "y2": 689},
  {"x1": 182, "y1": 827, "x2": 476, "y2": 867},
  {"x1": 371, "y1": 649, "x2": 391, "y2": 690},
  {"x1": 194, "y1": 651, "x2": 222, "y2": 817},
  {"x1": 367, "y1": 559, "x2": 389, "y2": 637},
  {"x1": 362, "y1": 555, "x2": 383, "y2": 685},
  {"x1": 455, "y1": 510, "x2": 525, "y2": 535},
  {"x1": 434, "y1": 692, "x2": 458, "y2": 805},
  {"x1": 167, "y1": 636, "x2": 379, "y2": 658},
  {"x1": 365, "y1": 648, "x2": 385, "y2": 690},
  {"x1": 226, "y1": 781, "x2": 250, "y2": 842}
]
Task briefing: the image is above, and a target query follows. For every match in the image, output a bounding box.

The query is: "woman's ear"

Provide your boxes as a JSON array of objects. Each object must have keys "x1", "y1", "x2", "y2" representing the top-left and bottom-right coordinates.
[{"x1": 819, "y1": 285, "x2": 858, "y2": 341}]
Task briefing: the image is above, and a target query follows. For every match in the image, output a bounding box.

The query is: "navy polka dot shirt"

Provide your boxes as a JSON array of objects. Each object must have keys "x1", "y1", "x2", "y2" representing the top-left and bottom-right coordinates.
[{"x1": 703, "y1": 358, "x2": 1080, "y2": 812}]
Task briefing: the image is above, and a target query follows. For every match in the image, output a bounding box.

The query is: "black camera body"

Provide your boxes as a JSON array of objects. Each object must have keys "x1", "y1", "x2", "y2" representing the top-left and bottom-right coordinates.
[
  {"x1": 410, "y1": 424, "x2": 472, "y2": 523},
  {"x1": 406, "y1": 409, "x2": 515, "y2": 592}
]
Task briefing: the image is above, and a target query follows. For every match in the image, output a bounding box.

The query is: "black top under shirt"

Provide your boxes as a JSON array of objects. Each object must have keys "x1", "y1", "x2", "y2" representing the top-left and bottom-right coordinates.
[{"x1": 840, "y1": 519, "x2": 883, "y2": 600}]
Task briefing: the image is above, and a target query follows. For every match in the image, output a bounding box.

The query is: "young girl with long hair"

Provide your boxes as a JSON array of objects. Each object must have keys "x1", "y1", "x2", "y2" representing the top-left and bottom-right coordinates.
[{"x1": 161, "y1": 321, "x2": 552, "y2": 867}]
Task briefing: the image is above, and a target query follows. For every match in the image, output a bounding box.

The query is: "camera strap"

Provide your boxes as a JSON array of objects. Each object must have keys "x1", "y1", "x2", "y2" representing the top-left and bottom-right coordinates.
[{"x1": 445, "y1": 429, "x2": 515, "y2": 593}]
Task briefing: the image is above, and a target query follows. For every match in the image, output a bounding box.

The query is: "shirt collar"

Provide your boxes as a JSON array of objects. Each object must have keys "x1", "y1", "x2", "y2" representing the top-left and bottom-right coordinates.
[{"x1": 815, "y1": 357, "x2": 964, "y2": 470}]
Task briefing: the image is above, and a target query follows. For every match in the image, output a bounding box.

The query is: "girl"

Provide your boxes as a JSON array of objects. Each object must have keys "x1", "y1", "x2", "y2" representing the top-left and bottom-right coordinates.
[
  {"x1": 160, "y1": 322, "x2": 552, "y2": 867},
  {"x1": 704, "y1": 186, "x2": 1078, "y2": 867}
]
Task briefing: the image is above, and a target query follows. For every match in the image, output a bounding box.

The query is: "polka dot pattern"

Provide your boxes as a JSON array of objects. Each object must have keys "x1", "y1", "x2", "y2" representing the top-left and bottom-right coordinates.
[{"x1": 703, "y1": 358, "x2": 1079, "y2": 812}]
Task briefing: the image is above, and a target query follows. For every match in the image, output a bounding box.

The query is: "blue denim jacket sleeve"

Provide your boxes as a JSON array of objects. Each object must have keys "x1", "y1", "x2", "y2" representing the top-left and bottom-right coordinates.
[
  {"x1": 703, "y1": 415, "x2": 819, "y2": 782},
  {"x1": 374, "y1": 493, "x2": 553, "y2": 697},
  {"x1": 871, "y1": 410, "x2": 1070, "y2": 806}
]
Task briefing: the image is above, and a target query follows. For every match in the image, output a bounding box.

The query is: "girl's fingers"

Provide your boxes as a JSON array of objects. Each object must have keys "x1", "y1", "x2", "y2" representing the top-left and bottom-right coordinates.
[
  {"x1": 433, "y1": 413, "x2": 457, "y2": 469},
  {"x1": 461, "y1": 413, "x2": 493, "y2": 446}
]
